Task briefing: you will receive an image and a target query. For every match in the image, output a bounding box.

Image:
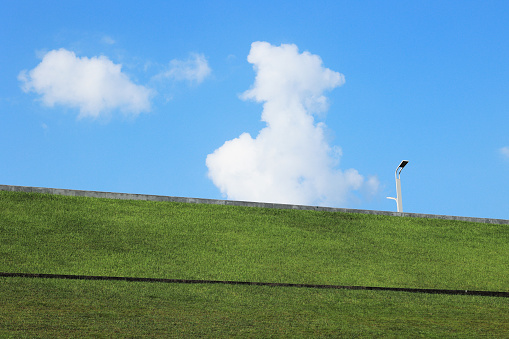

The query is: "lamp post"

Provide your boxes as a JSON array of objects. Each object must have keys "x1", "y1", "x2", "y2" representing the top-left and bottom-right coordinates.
[{"x1": 387, "y1": 160, "x2": 409, "y2": 213}]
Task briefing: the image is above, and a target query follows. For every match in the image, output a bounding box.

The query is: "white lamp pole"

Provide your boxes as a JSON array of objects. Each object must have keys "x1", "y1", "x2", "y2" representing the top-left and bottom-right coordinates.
[{"x1": 387, "y1": 160, "x2": 409, "y2": 213}]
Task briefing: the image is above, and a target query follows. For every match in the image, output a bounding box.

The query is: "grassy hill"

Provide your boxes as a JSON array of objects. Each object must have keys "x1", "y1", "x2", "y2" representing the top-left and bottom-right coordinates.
[{"x1": 1, "y1": 190, "x2": 508, "y2": 337}]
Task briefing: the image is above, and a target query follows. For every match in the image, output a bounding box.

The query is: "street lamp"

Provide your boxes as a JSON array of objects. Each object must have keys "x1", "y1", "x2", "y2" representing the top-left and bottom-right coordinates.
[{"x1": 387, "y1": 160, "x2": 409, "y2": 213}]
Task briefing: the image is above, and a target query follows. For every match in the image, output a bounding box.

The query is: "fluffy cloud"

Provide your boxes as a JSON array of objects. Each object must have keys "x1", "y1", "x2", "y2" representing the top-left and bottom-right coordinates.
[
  {"x1": 206, "y1": 41, "x2": 379, "y2": 206},
  {"x1": 18, "y1": 48, "x2": 152, "y2": 119},
  {"x1": 500, "y1": 147, "x2": 509, "y2": 159},
  {"x1": 156, "y1": 53, "x2": 211, "y2": 84}
]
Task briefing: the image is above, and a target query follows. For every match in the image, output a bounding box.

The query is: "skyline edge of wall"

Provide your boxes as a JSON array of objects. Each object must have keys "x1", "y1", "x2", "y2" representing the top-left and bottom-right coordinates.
[{"x1": 1, "y1": 184, "x2": 508, "y2": 225}]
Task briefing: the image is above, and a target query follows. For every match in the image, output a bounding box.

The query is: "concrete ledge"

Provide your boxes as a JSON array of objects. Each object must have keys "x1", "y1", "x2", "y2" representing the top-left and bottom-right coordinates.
[{"x1": 1, "y1": 184, "x2": 508, "y2": 225}]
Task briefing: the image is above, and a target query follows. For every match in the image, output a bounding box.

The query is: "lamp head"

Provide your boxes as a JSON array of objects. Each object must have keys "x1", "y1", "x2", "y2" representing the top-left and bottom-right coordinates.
[{"x1": 398, "y1": 160, "x2": 409, "y2": 169}]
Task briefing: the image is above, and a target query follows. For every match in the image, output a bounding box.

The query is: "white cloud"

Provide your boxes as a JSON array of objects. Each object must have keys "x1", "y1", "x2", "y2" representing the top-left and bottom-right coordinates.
[
  {"x1": 206, "y1": 41, "x2": 379, "y2": 207},
  {"x1": 500, "y1": 146, "x2": 509, "y2": 159},
  {"x1": 18, "y1": 48, "x2": 152, "y2": 119},
  {"x1": 156, "y1": 53, "x2": 211, "y2": 84}
]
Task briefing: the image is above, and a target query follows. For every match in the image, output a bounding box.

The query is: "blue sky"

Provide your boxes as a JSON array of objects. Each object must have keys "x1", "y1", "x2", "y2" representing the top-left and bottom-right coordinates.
[{"x1": 2, "y1": 1, "x2": 508, "y2": 219}]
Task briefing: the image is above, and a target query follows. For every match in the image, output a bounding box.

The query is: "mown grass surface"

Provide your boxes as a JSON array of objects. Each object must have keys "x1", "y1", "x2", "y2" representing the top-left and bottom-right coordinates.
[
  {"x1": 1, "y1": 278, "x2": 508, "y2": 338},
  {"x1": 1, "y1": 190, "x2": 508, "y2": 337},
  {"x1": 1, "y1": 191, "x2": 508, "y2": 290}
]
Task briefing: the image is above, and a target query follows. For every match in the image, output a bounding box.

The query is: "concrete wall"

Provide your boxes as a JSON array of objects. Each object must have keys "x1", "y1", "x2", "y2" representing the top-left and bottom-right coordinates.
[{"x1": 1, "y1": 184, "x2": 508, "y2": 225}]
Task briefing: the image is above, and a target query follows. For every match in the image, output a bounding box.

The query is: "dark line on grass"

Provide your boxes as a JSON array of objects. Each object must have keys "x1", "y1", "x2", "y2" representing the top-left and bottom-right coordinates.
[{"x1": 1, "y1": 272, "x2": 508, "y2": 298}]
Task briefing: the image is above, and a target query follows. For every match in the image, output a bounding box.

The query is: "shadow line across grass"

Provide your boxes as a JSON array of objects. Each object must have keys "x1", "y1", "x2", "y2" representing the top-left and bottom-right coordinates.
[{"x1": 2, "y1": 272, "x2": 508, "y2": 298}]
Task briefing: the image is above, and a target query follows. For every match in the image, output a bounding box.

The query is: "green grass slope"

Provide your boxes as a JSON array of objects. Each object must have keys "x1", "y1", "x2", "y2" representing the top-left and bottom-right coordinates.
[
  {"x1": 1, "y1": 191, "x2": 507, "y2": 290},
  {"x1": 2, "y1": 278, "x2": 508, "y2": 338},
  {"x1": 1, "y1": 190, "x2": 508, "y2": 337}
]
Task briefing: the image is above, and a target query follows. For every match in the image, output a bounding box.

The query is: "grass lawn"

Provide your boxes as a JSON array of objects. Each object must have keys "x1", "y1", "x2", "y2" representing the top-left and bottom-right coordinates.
[
  {"x1": 1, "y1": 190, "x2": 508, "y2": 337},
  {"x1": 1, "y1": 277, "x2": 508, "y2": 338}
]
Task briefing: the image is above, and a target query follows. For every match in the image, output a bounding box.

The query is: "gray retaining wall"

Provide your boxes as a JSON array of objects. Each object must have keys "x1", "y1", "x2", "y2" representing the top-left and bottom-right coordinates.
[{"x1": 1, "y1": 184, "x2": 508, "y2": 225}]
